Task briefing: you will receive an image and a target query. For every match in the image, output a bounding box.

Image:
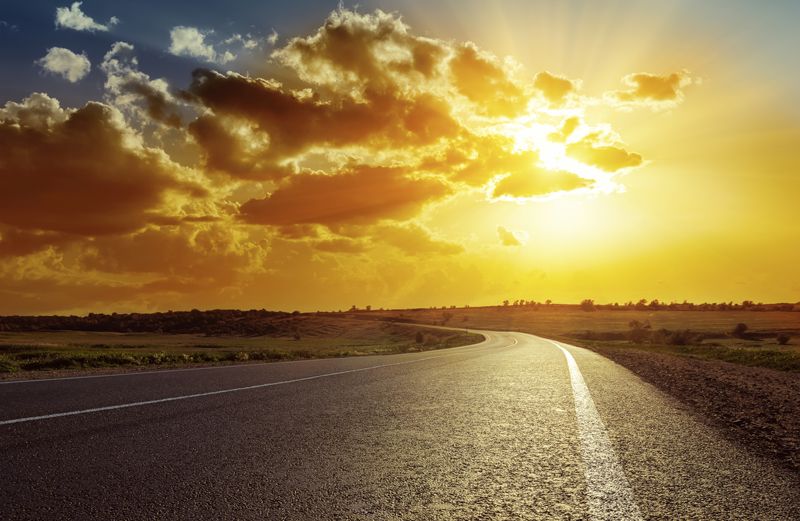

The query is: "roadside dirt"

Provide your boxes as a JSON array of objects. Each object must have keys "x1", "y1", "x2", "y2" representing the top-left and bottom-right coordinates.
[{"x1": 583, "y1": 345, "x2": 800, "y2": 475}]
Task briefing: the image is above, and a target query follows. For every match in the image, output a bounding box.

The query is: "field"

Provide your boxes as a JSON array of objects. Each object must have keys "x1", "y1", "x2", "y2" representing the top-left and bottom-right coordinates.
[
  {"x1": 0, "y1": 316, "x2": 482, "y2": 378},
  {"x1": 361, "y1": 306, "x2": 800, "y2": 371}
]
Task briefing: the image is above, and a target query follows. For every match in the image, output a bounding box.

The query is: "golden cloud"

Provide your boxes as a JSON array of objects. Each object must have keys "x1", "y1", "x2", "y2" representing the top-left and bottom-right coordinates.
[
  {"x1": 0, "y1": 7, "x2": 691, "y2": 313},
  {"x1": 185, "y1": 69, "x2": 459, "y2": 173},
  {"x1": 375, "y1": 223, "x2": 463, "y2": 255},
  {"x1": 534, "y1": 71, "x2": 578, "y2": 105},
  {"x1": 450, "y1": 42, "x2": 529, "y2": 116},
  {"x1": 492, "y1": 169, "x2": 591, "y2": 198},
  {"x1": 0, "y1": 94, "x2": 205, "y2": 236},
  {"x1": 239, "y1": 166, "x2": 451, "y2": 226},
  {"x1": 609, "y1": 71, "x2": 694, "y2": 107},
  {"x1": 566, "y1": 133, "x2": 643, "y2": 172}
]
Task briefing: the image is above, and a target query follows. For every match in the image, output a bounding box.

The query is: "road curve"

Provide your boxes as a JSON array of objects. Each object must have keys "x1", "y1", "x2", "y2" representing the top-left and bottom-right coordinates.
[{"x1": 1, "y1": 331, "x2": 798, "y2": 520}]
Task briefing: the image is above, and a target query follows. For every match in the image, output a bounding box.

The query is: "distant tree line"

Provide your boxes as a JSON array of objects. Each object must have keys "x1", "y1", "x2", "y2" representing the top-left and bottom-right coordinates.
[
  {"x1": 496, "y1": 299, "x2": 799, "y2": 312},
  {"x1": 0, "y1": 309, "x2": 293, "y2": 335}
]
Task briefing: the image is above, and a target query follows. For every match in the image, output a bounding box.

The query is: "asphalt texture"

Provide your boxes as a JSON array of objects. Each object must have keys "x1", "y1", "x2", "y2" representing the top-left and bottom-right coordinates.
[{"x1": 1, "y1": 330, "x2": 799, "y2": 520}]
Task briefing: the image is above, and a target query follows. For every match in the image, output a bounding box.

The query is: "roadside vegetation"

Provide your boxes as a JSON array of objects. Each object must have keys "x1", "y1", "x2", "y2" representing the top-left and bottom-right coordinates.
[{"x1": 0, "y1": 317, "x2": 482, "y2": 378}]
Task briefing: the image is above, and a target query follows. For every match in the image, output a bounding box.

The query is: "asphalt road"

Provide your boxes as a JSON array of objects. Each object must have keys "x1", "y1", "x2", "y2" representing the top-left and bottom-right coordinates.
[{"x1": 1, "y1": 331, "x2": 799, "y2": 520}]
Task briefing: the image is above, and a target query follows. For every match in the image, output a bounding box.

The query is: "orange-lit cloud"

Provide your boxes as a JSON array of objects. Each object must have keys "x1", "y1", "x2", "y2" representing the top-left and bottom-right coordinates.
[
  {"x1": 0, "y1": 93, "x2": 204, "y2": 236},
  {"x1": 566, "y1": 133, "x2": 643, "y2": 172},
  {"x1": 493, "y1": 169, "x2": 591, "y2": 198},
  {"x1": 239, "y1": 166, "x2": 451, "y2": 226},
  {"x1": 534, "y1": 71, "x2": 578, "y2": 105},
  {"x1": 0, "y1": 6, "x2": 704, "y2": 314},
  {"x1": 609, "y1": 71, "x2": 694, "y2": 108},
  {"x1": 450, "y1": 42, "x2": 528, "y2": 116}
]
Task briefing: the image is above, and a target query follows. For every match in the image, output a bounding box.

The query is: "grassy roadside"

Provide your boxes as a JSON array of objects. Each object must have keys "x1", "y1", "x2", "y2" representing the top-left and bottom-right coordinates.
[
  {"x1": 0, "y1": 323, "x2": 483, "y2": 379},
  {"x1": 559, "y1": 338, "x2": 800, "y2": 372}
]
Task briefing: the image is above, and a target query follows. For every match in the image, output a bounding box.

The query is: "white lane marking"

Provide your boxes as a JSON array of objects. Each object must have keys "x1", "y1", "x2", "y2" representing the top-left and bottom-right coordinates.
[
  {"x1": 546, "y1": 338, "x2": 644, "y2": 521},
  {"x1": 0, "y1": 334, "x2": 516, "y2": 426},
  {"x1": 0, "y1": 330, "x2": 493, "y2": 385}
]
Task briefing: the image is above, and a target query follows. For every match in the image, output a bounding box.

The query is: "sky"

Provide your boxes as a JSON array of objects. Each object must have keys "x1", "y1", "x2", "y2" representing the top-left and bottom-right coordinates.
[{"x1": 0, "y1": 0, "x2": 798, "y2": 314}]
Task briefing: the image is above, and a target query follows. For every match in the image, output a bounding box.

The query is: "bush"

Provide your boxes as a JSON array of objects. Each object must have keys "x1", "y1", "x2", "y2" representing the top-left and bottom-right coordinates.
[
  {"x1": 0, "y1": 356, "x2": 18, "y2": 373},
  {"x1": 732, "y1": 323, "x2": 748, "y2": 337},
  {"x1": 415, "y1": 331, "x2": 424, "y2": 344},
  {"x1": 627, "y1": 320, "x2": 651, "y2": 344},
  {"x1": 777, "y1": 333, "x2": 791, "y2": 345},
  {"x1": 580, "y1": 299, "x2": 596, "y2": 312}
]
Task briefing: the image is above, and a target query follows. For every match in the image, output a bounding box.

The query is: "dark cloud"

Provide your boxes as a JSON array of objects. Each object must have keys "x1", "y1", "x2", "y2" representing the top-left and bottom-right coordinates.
[
  {"x1": 185, "y1": 69, "x2": 458, "y2": 173},
  {"x1": 0, "y1": 94, "x2": 204, "y2": 235},
  {"x1": 240, "y1": 166, "x2": 451, "y2": 226}
]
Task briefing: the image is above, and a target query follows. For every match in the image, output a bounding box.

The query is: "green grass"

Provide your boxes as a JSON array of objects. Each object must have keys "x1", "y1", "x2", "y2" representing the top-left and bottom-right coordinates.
[
  {"x1": 573, "y1": 339, "x2": 800, "y2": 372},
  {"x1": 0, "y1": 322, "x2": 483, "y2": 376}
]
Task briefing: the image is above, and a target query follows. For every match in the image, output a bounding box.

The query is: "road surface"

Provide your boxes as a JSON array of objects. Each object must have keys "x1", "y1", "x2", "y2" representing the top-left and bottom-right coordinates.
[{"x1": 1, "y1": 330, "x2": 798, "y2": 520}]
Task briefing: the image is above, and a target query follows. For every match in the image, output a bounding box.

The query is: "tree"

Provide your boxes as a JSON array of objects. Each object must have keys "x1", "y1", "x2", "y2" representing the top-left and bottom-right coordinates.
[
  {"x1": 580, "y1": 299, "x2": 596, "y2": 312},
  {"x1": 415, "y1": 331, "x2": 424, "y2": 344}
]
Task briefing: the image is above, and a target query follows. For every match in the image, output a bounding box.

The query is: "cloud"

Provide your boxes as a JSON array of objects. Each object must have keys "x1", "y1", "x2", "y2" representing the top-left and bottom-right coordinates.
[
  {"x1": 101, "y1": 42, "x2": 182, "y2": 127},
  {"x1": 0, "y1": 6, "x2": 692, "y2": 314},
  {"x1": 36, "y1": 47, "x2": 91, "y2": 83},
  {"x1": 239, "y1": 166, "x2": 451, "y2": 227},
  {"x1": 185, "y1": 69, "x2": 458, "y2": 174},
  {"x1": 534, "y1": 71, "x2": 578, "y2": 105},
  {"x1": 376, "y1": 223, "x2": 463, "y2": 255},
  {"x1": 273, "y1": 8, "x2": 447, "y2": 94},
  {"x1": 0, "y1": 93, "x2": 205, "y2": 235},
  {"x1": 169, "y1": 26, "x2": 235, "y2": 64},
  {"x1": 609, "y1": 71, "x2": 694, "y2": 108},
  {"x1": 311, "y1": 237, "x2": 370, "y2": 254},
  {"x1": 497, "y1": 226, "x2": 527, "y2": 247},
  {"x1": 0, "y1": 227, "x2": 75, "y2": 258},
  {"x1": 0, "y1": 20, "x2": 19, "y2": 32},
  {"x1": 566, "y1": 134, "x2": 642, "y2": 172},
  {"x1": 450, "y1": 42, "x2": 528, "y2": 116},
  {"x1": 549, "y1": 116, "x2": 581, "y2": 142},
  {"x1": 421, "y1": 135, "x2": 545, "y2": 187},
  {"x1": 55, "y1": 2, "x2": 118, "y2": 32},
  {"x1": 79, "y1": 224, "x2": 266, "y2": 278},
  {"x1": 492, "y1": 169, "x2": 591, "y2": 198}
]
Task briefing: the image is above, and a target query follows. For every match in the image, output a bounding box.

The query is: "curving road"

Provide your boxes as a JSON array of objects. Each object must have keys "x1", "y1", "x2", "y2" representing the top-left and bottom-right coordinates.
[{"x1": 1, "y1": 330, "x2": 799, "y2": 520}]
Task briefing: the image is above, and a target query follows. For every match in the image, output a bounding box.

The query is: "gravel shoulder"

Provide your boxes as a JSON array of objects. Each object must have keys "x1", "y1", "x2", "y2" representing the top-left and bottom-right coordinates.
[{"x1": 578, "y1": 343, "x2": 800, "y2": 474}]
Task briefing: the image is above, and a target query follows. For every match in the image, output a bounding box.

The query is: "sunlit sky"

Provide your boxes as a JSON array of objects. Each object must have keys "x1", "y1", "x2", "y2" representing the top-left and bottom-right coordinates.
[{"x1": 1, "y1": 0, "x2": 798, "y2": 314}]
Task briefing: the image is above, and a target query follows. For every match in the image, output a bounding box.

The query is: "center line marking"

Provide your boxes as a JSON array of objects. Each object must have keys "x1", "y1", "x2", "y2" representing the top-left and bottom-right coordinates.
[
  {"x1": 0, "y1": 334, "x2": 517, "y2": 426},
  {"x1": 543, "y1": 337, "x2": 644, "y2": 521}
]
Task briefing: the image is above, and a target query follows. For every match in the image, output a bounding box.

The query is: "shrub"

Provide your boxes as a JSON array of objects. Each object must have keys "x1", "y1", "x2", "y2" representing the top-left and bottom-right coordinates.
[
  {"x1": 627, "y1": 320, "x2": 651, "y2": 344},
  {"x1": 732, "y1": 323, "x2": 748, "y2": 337},
  {"x1": 580, "y1": 299, "x2": 596, "y2": 312},
  {"x1": 0, "y1": 356, "x2": 17, "y2": 373},
  {"x1": 415, "y1": 331, "x2": 424, "y2": 344},
  {"x1": 777, "y1": 333, "x2": 791, "y2": 345}
]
